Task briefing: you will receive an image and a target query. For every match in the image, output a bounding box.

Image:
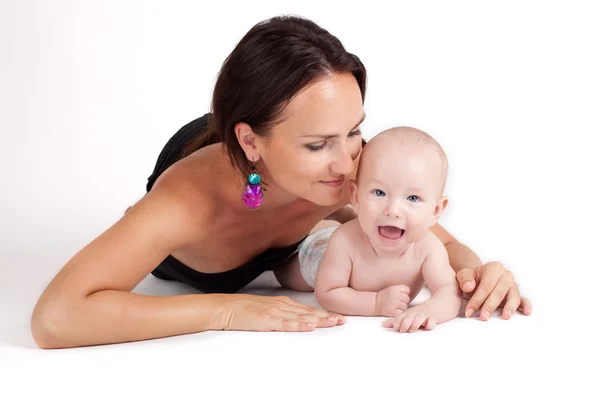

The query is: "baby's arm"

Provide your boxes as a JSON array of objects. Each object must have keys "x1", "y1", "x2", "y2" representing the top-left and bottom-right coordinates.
[
  {"x1": 384, "y1": 234, "x2": 463, "y2": 332},
  {"x1": 314, "y1": 229, "x2": 378, "y2": 316},
  {"x1": 418, "y1": 234, "x2": 463, "y2": 323}
]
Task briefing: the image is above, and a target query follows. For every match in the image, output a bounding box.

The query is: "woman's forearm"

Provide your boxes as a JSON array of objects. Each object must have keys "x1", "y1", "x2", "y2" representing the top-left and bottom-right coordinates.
[
  {"x1": 445, "y1": 240, "x2": 483, "y2": 273},
  {"x1": 32, "y1": 291, "x2": 231, "y2": 349}
]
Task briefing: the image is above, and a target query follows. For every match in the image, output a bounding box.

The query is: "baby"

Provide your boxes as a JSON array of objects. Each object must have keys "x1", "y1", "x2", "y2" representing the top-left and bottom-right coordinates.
[{"x1": 302, "y1": 126, "x2": 462, "y2": 333}]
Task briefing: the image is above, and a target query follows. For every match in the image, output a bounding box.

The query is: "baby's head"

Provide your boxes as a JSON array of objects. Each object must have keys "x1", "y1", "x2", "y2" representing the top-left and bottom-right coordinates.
[{"x1": 349, "y1": 126, "x2": 449, "y2": 250}]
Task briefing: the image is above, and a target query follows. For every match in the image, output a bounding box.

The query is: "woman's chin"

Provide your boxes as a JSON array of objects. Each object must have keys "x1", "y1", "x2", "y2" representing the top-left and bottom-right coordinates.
[{"x1": 305, "y1": 192, "x2": 343, "y2": 206}]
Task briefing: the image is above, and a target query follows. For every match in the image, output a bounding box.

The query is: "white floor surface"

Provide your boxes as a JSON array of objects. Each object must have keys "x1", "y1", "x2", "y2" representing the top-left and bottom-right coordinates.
[{"x1": 0, "y1": 250, "x2": 594, "y2": 400}]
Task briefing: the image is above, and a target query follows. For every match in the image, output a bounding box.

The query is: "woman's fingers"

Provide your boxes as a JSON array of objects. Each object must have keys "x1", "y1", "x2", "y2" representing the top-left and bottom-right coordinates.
[
  {"x1": 501, "y1": 286, "x2": 521, "y2": 319},
  {"x1": 456, "y1": 267, "x2": 477, "y2": 293},
  {"x1": 518, "y1": 296, "x2": 533, "y2": 316},
  {"x1": 225, "y1": 294, "x2": 346, "y2": 331},
  {"x1": 478, "y1": 272, "x2": 514, "y2": 320},
  {"x1": 464, "y1": 264, "x2": 505, "y2": 318},
  {"x1": 272, "y1": 318, "x2": 316, "y2": 332},
  {"x1": 271, "y1": 296, "x2": 344, "y2": 327},
  {"x1": 277, "y1": 296, "x2": 339, "y2": 316},
  {"x1": 273, "y1": 309, "x2": 339, "y2": 328}
]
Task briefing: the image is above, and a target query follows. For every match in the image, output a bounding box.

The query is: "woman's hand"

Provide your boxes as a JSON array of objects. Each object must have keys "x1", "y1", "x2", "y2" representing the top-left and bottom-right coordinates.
[
  {"x1": 220, "y1": 294, "x2": 345, "y2": 332},
  {"x1": 456, "y1": 262, "x2": 532, "y2": 321}
]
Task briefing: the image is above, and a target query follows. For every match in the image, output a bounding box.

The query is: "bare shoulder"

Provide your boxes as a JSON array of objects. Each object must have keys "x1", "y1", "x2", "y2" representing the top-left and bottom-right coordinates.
[
  {"x1": 326, "y1": 219, "x2": 368, "y2": 264},
  {"x1": 37, "y1": 165, "x2": 217, "y2": 300},
  {"x1": 134, "y1": 170, "x2": 217, "y2": 245},
  {"x1": 149, "y1": 157, "x2": 216, "y2": 216},
  {"x1": 328, "y1": 219, "x2": 360, "y2": 246},
  {"x1": 414, "y1": 230, "x2": 449, "y2": 261},
  {"x1": 146, "y1": 145, "x2": 225, "y2": 230}
]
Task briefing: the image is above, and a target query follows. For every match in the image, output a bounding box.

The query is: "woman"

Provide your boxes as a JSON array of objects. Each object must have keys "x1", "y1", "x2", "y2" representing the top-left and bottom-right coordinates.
[{"x1": 31, "y1": 15, "x2": 531, "y2": 349}]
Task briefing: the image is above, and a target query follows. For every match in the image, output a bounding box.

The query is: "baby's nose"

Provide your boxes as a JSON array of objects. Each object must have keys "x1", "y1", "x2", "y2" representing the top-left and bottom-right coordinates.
[{"x1": 384, "y1": 206, "x2": 403, "y2": 219}]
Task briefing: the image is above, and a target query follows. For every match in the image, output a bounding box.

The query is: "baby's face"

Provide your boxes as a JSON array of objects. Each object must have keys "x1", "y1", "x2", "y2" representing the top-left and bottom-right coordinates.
[{"x1": 350, "y1": 139, "x2": 447, "y2": 253}]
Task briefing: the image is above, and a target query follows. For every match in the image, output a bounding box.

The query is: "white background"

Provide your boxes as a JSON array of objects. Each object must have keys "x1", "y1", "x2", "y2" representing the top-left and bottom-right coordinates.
[{"x1": 1, "y1": 1, "x2": 598, "y2": 399}]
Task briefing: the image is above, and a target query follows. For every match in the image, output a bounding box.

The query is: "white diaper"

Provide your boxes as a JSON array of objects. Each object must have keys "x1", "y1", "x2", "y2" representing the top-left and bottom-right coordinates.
[{"x1": 298, "y1": 225, "x2": 339, "y2": 288}]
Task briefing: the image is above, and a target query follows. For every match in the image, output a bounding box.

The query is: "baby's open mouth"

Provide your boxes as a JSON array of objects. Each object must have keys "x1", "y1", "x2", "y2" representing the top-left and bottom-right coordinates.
[{"x1": 378, "y1": 226, "x2": 404, "y2": 240}]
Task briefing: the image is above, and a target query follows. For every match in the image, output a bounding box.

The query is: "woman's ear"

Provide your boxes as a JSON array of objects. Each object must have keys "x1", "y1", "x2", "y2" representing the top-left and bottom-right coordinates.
[{"x1": 234, "y1": 121, "x2": 260, "y2": 161}]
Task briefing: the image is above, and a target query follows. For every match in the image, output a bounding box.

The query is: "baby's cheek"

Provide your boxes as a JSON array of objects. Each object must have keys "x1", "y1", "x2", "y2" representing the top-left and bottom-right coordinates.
[{"x1": 409, "y1": 212, "x2": 432, "y2": 232}]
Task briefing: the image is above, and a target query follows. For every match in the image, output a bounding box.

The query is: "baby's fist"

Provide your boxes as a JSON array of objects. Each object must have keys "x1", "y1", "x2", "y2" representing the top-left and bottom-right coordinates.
[{"x1": 375, "y1": 284, "x2": 411, "y2": 317}]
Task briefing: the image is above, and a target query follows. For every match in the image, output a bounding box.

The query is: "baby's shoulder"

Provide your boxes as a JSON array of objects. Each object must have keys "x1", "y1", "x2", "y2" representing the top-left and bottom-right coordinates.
[
  {"x1": 413, "y1": 230, "x2": 447, "y2": 259},
  {"x1": 325, "y1": 220, "x2": 368, "y2": 257},
  {"x1": 331, "y1": 219, "x2": 363, "y2": 242}
]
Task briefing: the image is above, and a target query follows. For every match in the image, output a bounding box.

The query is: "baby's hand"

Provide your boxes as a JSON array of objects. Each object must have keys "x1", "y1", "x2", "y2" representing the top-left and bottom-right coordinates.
[
  {"x1": 382, "y1": 304, "x2": 437, "y2": 333},
  {"x1": 375, "y1": 284, "x2": 411, "y2": 317}
]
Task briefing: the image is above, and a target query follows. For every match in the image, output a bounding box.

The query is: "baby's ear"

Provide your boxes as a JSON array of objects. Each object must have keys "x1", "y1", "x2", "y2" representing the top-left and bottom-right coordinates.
[
  {"x1": 430, "y1": 196, "x2": 448, "y2": 227},
  {"x1": 349, "y1": 179, "x2": 359, "y2": 211}
]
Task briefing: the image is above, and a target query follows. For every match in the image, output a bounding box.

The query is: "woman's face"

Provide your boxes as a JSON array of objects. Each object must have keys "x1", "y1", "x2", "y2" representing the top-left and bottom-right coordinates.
[{"x1": 257, "y1": 72, "x2": 365, "y2": 206}]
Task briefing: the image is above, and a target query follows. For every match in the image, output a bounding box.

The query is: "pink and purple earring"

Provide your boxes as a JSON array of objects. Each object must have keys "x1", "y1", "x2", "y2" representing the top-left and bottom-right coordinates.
[{"x1": 242, "y1": 158, "x2": 263, "y2": 209}]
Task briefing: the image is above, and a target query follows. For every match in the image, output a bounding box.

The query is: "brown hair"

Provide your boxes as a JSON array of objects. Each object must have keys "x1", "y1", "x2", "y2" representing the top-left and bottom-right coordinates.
[{"x1": 182, "y1": 15, "x2": 367, "y2": 182}]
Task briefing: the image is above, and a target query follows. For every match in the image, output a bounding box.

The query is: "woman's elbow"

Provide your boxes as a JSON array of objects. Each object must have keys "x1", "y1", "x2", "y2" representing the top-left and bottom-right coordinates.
[{"x1": 30, "y1": 298, "x2": 73, "y2": 349}]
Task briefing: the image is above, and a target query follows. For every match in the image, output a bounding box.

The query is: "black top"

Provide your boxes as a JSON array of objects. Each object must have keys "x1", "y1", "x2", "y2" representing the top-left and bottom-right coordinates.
[{"x1": 147, "y1": 114, "x2": 305, "y2": 293}]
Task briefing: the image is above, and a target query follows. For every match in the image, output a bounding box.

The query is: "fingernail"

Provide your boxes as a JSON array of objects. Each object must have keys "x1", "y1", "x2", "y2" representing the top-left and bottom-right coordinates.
[
  {"x1": 463, "y1": 282, "x2": 474, "y2": 291},
  {"x1": 465, "y1": 309, "x2": 473, "y2": 318},
  {"x1": 504, "y1": 311, "x2": 512, "y2": 319},
  {"x1": 481, "y1": 311, "x2": 490, "y2": 321},
  {"x1": 328, "y1": 316, "x2": 337, "y2": 323},
  {"x1": 307, "y1": 322, "x2": 316, "y2": 327}
]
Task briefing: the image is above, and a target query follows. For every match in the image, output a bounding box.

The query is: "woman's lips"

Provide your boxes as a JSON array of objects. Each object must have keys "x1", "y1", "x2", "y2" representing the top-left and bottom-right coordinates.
[{"x1": 320, "y1": 178, "x2": 345, "y2": 188}]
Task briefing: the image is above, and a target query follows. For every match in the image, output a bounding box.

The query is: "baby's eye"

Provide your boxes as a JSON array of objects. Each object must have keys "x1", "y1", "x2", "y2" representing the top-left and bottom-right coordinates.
[
  {"x1": 373, "y1": 189, "x2": 386, "y2": 197},
  {"x1": 407, "y1": 195, "x2": 420, "y2": 203}
]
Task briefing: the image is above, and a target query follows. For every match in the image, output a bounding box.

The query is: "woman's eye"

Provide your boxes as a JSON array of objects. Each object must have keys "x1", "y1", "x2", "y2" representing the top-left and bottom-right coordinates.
[
  {"x1": 407, "y1": 195, "x2": 420, "y2": 203},
  {"x1": 374, "y1": 189, "x2": 386, "y2": 197},
  {"x1": 307, "y1": 130, "x2": 360, "y2": 152},
  {"x1": 306, "y1": 142, "x2": 328, "y2": 152}
]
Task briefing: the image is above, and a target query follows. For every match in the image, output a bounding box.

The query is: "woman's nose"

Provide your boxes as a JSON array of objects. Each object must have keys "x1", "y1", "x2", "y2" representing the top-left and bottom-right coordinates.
[{"x1": 331, "y1": 147, "x2": 354, "y2": 176}]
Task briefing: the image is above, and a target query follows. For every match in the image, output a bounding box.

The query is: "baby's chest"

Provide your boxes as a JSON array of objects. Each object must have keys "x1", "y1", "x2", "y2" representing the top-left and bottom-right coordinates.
[{"x1": 349, "y1": 255, "x2": 425, "y2": 294}]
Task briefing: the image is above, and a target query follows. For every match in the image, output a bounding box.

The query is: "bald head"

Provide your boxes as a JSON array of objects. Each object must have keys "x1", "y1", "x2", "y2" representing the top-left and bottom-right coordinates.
[{"x1": 356, "y1": 126, "x2": 449, "y2": 196}]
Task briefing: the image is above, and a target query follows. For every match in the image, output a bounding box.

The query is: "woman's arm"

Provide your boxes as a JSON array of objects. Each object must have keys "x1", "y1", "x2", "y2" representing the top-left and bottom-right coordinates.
[
  {"x1": 31, "y1": 183, "x2": 340, "y2": 349},
  {"x1": 429, "y1": 223, "x2": 482, "y2": 272},
  {"x1": 30, "y1": 185, "x2": 223, "y2": 348},
  {"x1": 429, "y1": 222, "x2": 532, "y2": 320}
]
